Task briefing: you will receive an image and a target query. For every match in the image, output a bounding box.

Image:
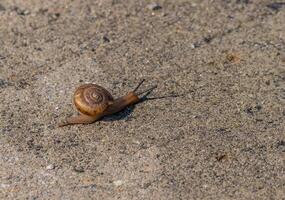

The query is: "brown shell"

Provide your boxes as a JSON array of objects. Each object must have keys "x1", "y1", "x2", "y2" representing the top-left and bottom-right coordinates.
[{"x1": 73, "y1": 84, "x2": 114, "y2": 116}]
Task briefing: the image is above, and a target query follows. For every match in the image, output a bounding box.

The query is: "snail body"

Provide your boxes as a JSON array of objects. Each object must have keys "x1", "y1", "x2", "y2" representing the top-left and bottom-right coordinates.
[{"x1": 59, "y1": 80, "x2": 153, "y2": 126}]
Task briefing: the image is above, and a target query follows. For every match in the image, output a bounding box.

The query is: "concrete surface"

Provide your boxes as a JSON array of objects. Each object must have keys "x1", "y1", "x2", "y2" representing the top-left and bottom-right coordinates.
[{"x1": 0, "y1": 0, "x2": 284, "y2": 199}]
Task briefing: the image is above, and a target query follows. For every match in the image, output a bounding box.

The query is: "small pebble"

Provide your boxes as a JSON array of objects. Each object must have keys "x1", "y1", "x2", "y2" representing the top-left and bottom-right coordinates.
[
  {"x1": 23, "y1": 10, "x2": 30, "y2": 15},
  {"x1": 113, "y1": 180, "x2": 124, "y2": 186},
  {"x1": 13, "y1": 7, "x2": 30, "y2": 16},
  {"x1": 0, "y1": 79, "x2": 12, "y2": 88},
  {"x1": 48, "y1": 13, "x2": 60, "y2": 22},
  {"x1": 267, "y1": 3, "x2": 285, "y2": 11},
  {"x1": 46, "y1": 164, "x2": 55, "y2": 170},
  {"x1": 73, "y1": 166, "x2": 85, "y2": 173},
  {"x1": 103, "y1": 35, "x2": 110, "y2": 43},
  {"x1": 147, "y1": 3, "x2": 162, "y2": 10}
]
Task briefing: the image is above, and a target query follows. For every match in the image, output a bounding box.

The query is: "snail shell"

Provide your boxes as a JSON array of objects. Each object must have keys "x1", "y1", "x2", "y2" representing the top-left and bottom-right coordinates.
[{"x1": 74, "y1": 84, "x2": 114, "y2": 116}]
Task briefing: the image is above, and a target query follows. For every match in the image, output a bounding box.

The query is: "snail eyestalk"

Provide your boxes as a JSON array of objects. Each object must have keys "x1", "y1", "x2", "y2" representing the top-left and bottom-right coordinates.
[
  {"x1": 133, "y1": 79, "x2": 145, "y2": 93},
  {"x1": 137, "y1": 85, "x2": 157, "y2": 96},
  {"x1": 132, "y1": 79, "x2": 157, "y2": 96}
]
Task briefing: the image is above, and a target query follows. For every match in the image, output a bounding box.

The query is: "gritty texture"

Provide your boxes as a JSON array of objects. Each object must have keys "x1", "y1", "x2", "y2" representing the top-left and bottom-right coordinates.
[{"x1": 0, "y1": 0, "x2": 284, "y2": 199}]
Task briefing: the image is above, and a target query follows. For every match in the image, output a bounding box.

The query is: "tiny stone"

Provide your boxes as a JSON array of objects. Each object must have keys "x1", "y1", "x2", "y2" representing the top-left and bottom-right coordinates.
[
  {"x1": 23, "y1": 10, "x2": 30, "y2": 15},
  {"x1": 190, "y1": 43, "x2": 196, "y2": 49},
  {"x1": 277, "y1": 140, "x2": 285, "y2": 148},
  {"x1": 15, "y1": 7, "x2": 30, "y2": 16},
  {"x1": 113, "y1": 180, "x2": 124, "y2": 186},
  {"x1": 0, "y1": 79, "x2": 12, "y2": 88},
  {"x1": 46, "y1": 164, "x2": 55, "y2": 170},
  {"x1": 204, "y1": 36, "x2": 212, "y2": 43},
  {"x1": 267, "y1": 3, "x2": 285, "y2": 11},
  {"x1": 73, "y1": 166, "x2": 85, "y2": 173},
  {"x1": 48, "y1": 13, "x2": 60, "y2": 22},
  {"x1": 103, "y1": 35, "x2": 110, "y2": 43},
  {"x1": 147, "y1": 3, "x2": 162, "y2": 11}
]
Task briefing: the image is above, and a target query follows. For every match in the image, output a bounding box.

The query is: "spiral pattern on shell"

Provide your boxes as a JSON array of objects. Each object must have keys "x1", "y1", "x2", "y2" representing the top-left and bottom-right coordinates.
[{"x1": 73, "y1": 84, "x2": 114, "y2": 116}]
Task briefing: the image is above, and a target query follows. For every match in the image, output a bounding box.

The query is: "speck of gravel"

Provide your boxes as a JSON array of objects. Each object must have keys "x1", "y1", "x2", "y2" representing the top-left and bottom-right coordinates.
[
  {"x1": 102, "y1": 35, "x2": 110, "y2": 43},
  {"x1": 73, "y1": 166, "x2": 85, "y2": 173},
  {"x1": 0, "y1": 79, "x2": 12, "y2": 88},
  {"x1": 113, "y1": 180, "x2": 124, "y2": 186},
  {"x1": 267, "y1": 3, "x2": 285, "y2": 11},
  {"x1": 11, "y1": 6, "x2": 30, "y2": 15},
  {"x1": 147, "y1": 3, "x2": 162, "y2": 11},
  {"x1": 46, "y1": 164, "x2": 55, "y2": 170}
]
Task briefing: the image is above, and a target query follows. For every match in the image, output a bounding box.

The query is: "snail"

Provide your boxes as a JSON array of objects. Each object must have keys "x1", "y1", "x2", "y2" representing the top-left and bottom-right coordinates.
[{"x1": 59, "y1": 79, "x2": 156, "y2": 126}]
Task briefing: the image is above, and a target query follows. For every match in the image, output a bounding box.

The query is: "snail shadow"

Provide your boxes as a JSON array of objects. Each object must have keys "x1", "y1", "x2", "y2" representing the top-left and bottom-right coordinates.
[
  {"x1": 102, "y1": 106, "x2": 135, "y2": 122},
  {"x1": 101, "y1": 88, "x2": 182, "y2": 122}
]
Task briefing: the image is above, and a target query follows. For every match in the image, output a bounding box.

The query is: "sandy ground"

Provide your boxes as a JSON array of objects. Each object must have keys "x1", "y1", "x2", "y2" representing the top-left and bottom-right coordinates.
[{"x1": 0, "y1": 0, "x2": 284, "y2": 199}]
